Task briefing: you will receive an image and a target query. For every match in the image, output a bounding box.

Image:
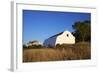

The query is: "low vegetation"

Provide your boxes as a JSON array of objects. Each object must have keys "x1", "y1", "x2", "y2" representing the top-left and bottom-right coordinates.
[
  {"x1": 23, "y1": 42, "x2": 90, "y2": 62},
  {"x1": 23, "y1": 44, "x2": 44, "y2": 49}
]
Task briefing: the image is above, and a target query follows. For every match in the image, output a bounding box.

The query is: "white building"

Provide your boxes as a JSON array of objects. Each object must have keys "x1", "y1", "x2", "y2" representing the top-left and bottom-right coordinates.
[
  {"x1": 27, "y1": 40, "x2": 41, "y2": 46},
  {"x1": 43, "y1": 30, "x2": 75, "y2": 47}
]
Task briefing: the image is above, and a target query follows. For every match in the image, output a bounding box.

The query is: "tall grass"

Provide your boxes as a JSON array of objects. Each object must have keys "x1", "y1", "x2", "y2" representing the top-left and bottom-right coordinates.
[{"x1": 23, "y1": 42, "x2": 91, "y2": 62}]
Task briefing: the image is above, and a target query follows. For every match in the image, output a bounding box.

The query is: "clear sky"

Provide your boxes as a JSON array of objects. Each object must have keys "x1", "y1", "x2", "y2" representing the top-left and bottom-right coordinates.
[{"x1": 23, "y1": 10, "x2": 91, "y2": 44}]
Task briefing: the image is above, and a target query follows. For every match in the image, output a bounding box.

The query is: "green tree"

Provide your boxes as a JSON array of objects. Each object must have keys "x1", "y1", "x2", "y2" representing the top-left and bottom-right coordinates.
[
  {"x1": 72, "y1": 20, "x2": 91, "y2": 42},
  {"x1": 23, "y1": 44, "x2": 27, "y2": 48}
]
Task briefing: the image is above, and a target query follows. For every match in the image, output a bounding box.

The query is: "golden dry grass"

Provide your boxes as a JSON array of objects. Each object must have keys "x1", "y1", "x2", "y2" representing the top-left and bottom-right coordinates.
[{"x1": 23, "y1": 43, "x2": 91, "y2": 62}]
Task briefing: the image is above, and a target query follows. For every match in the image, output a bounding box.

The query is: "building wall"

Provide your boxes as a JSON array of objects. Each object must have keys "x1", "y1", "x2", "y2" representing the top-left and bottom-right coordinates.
[
  {"x1": 43, "y1": 36, "x2": 57, "y2": 47},
  {"x1": 56, "y1": 31, "x2": 75, "y2": 45},
  {"x1": 43, "y1": 31, "x2": 75, "y2": 47}
]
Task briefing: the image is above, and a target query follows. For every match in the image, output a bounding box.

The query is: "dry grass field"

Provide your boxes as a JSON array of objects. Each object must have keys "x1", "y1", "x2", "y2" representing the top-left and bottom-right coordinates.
[{"x1": 23, "y1": 42, "x2": 91, "y2": 62}]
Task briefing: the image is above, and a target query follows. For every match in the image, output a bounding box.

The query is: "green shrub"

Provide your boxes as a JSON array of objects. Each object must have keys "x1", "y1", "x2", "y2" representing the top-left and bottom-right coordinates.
[{"x1": 27, "y1": 45, "x2": 44, "y2": 49}]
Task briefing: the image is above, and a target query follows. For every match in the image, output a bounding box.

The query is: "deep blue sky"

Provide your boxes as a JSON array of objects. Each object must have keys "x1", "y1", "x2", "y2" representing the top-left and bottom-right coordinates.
[{"x1": 23, "y1": 10, "x2": 91, "y2": 44}]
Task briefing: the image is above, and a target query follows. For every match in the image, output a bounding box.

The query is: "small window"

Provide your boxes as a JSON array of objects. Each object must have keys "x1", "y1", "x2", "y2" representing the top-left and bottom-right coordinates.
[{"x1": 66, "y1": 34, "x2": 69, "y2": 37}]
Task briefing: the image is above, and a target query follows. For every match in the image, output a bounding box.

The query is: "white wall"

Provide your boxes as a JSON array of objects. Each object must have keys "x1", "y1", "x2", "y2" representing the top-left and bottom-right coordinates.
[
  {"x1": 56, "y1": 31, "x2": 75, "y2": 45},
  {"x1": 0, "y1": 0, "x2": 100, "y2": 73}
]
